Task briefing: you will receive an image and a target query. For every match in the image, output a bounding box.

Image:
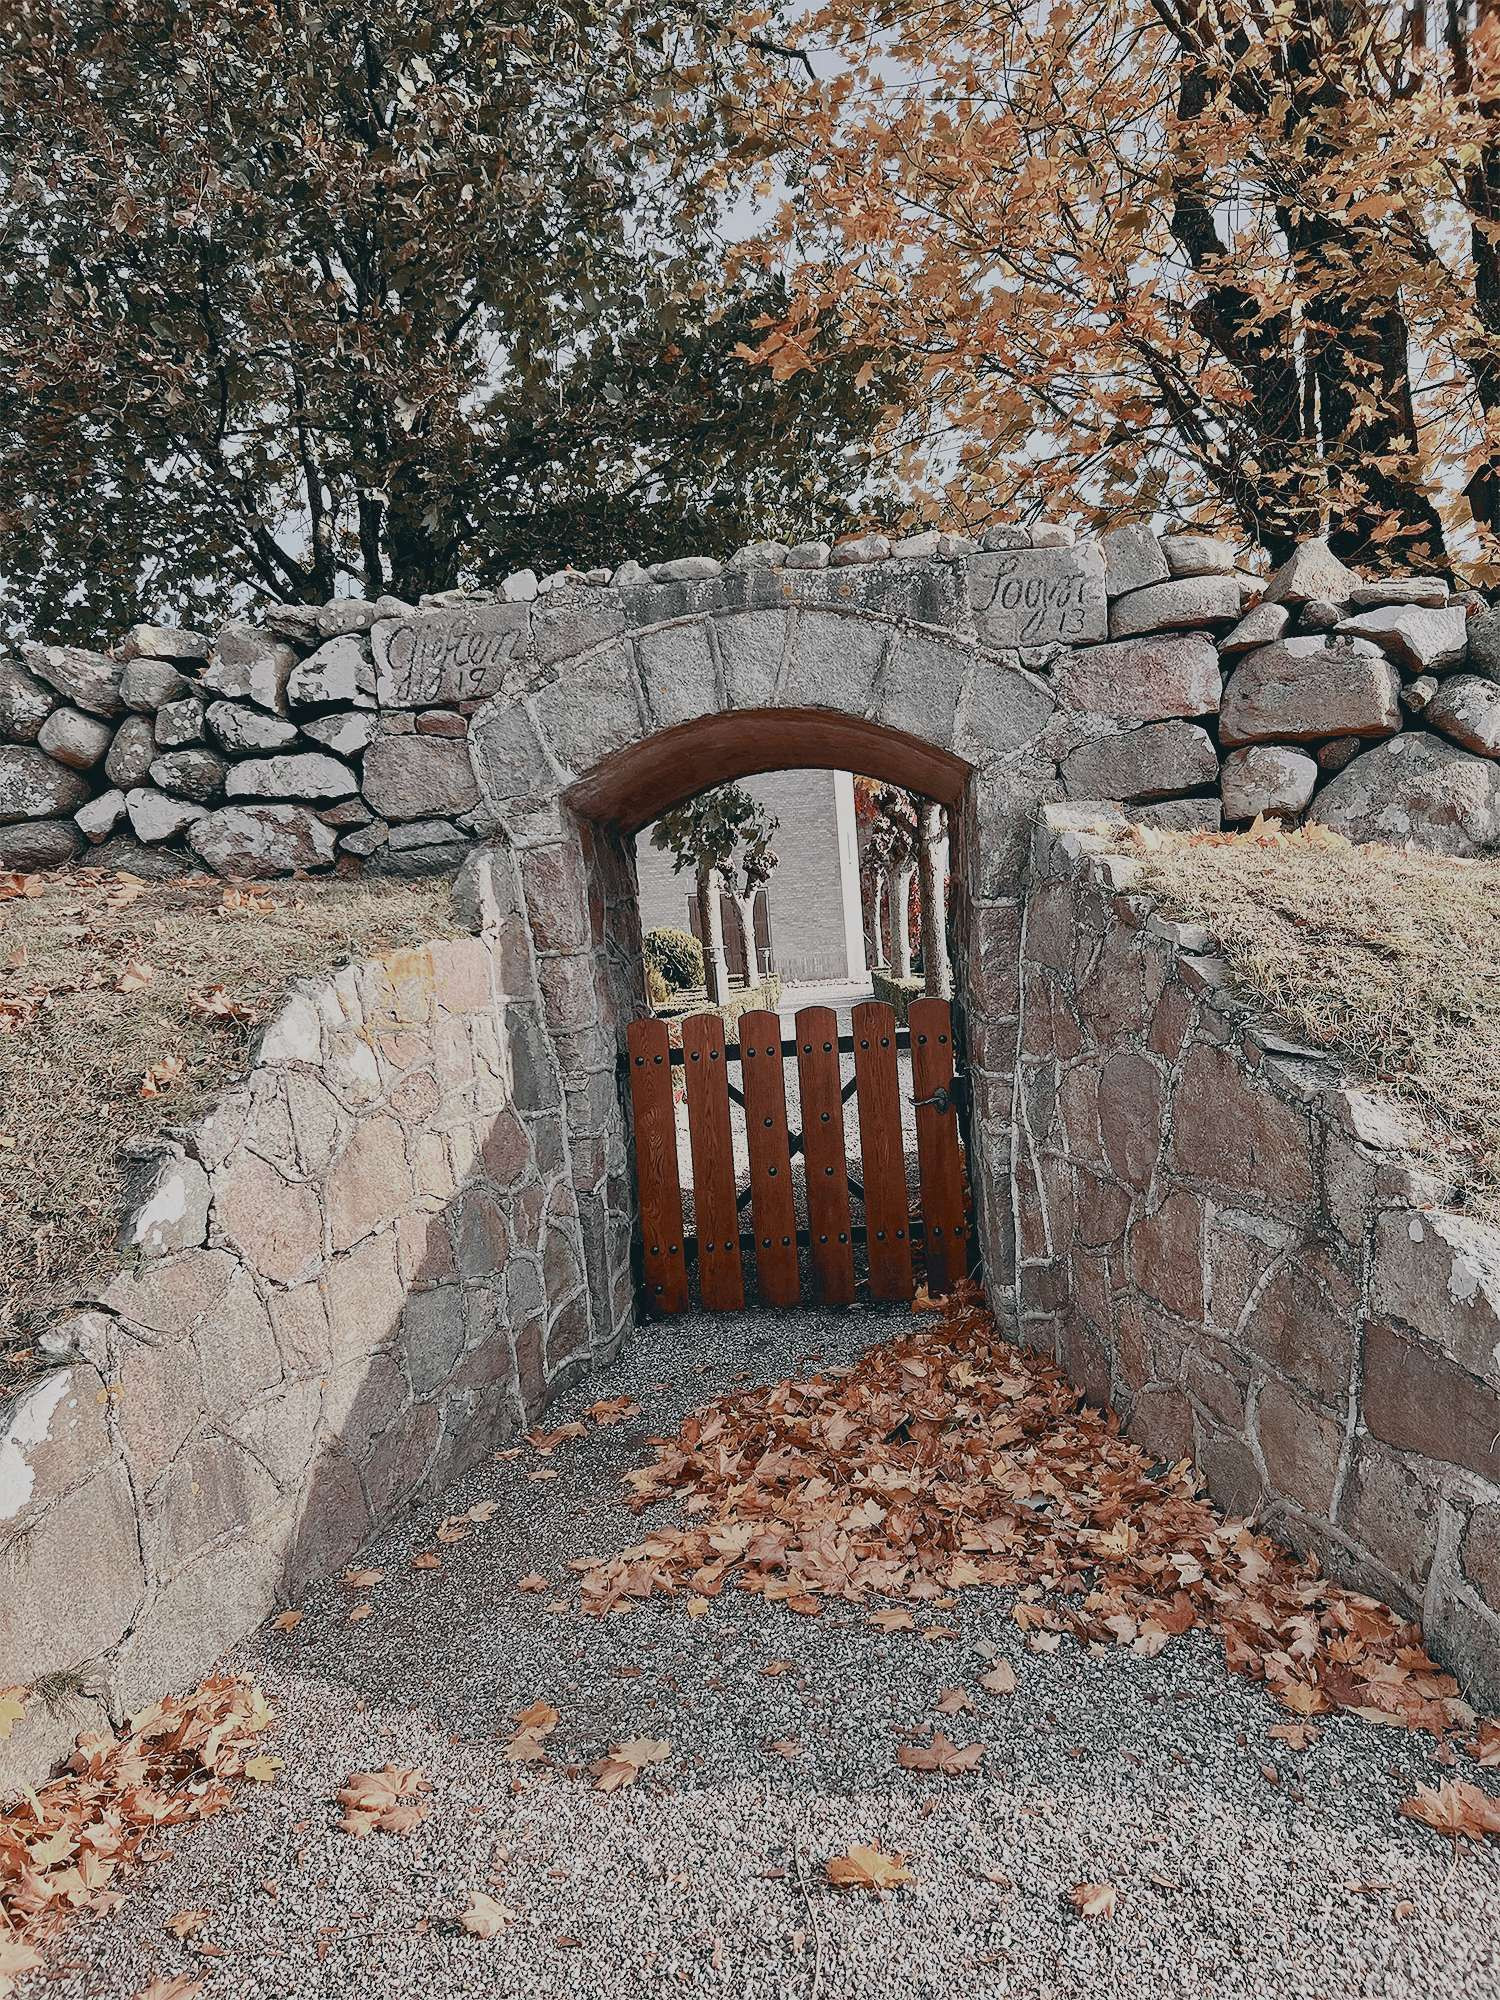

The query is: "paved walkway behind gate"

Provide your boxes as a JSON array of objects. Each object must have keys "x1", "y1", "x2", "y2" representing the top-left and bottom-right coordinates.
[{"x1": 35, "y1": 1304, "x2": 1500, "y2": 2000}]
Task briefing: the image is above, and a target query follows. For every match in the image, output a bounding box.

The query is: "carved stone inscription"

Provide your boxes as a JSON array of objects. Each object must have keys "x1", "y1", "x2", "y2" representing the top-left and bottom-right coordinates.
[
  {"x1": 372, "y1": 602, "x2": 531, "y2": 707},
  {"x1": 970, "y1": 543, "x2": 1108, "y2": 647}
]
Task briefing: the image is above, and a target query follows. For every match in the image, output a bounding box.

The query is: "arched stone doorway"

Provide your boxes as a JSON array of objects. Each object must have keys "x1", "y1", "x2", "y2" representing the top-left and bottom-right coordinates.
[{"x1": 466, "y1": 565, "x2": 1069, "y2": 1361}]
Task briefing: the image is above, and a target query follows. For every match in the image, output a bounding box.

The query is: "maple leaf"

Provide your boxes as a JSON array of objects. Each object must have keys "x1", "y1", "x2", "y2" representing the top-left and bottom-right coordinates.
[
  {"x1": 515, "y1": 1573, "x2": 549, "y2": 1594},
  {"x1": 1268, "y1": 1723, "x2": 1320, "y2": 1751},
  {"x1": 765, "y1": 1738, "x2": 801, "y2": 1759},
  {"x1": 135, "y1": 1980, "x2": 204, "y2": 2000},
  {"x1": 140, "y1": 1056, "x2": 185, "y2": 1097},
  {"x1": 270, "y1": 1610, "x2": 303, "y2": 1632},
  {"x1": 116, "y1": 959, "x2": 155, "y2": 993},
  {"x1": 935, "y1": 1688, "x2": 973, "y2": 1716},
  {"x1": 980, "y1": 1662, "x2": 1018, "y2": 1696},
  {"x1": 514, "y1": 1701, "x2": 560, "y2": 1737},
  {"x1": 825, "y1": 1844, "x2": 913, "y2": 1892},
  {"x1": 760, "y1": 1660, "x2": 794, "y2": 1678},
  {"x1": 336, "y1": 1765, "x2": 431, "y2": 1836},
  {"x1": 592, "y1": 1738, "x2": 671, "y2": 1792},
  {"x1": 1070, "y1": 1881, "x2": 1118, "y2": 1919},
  {"x1": 341, "y1": 1568, "x2": 384, "y2": 1589},
  {"x1": 411, "y1": 1552, "x2": 442, "y2": 1571},
  {"x1": 459, "y1": 1889, "x2": 517, "y2": 1938},
  {"x1": 0, "y1": 1940, "x2": 44, "y2": 1991},
  {"x1": 1400, "y1": 1782, "x2": 1500, "y2": 1844},
  {"x1": 347, "y1": 1604, "x2": 372, "y2": 1624},
  {"x1": 1469, "y1": 1721, "x2": 1500, "y2": 1768},
  {"x1": 898, "y1": 1731, "x2": 984, "y2": 1775},
  {"x1": 0, "y1": 1687, "x2": 25, "y2": 1741},
  {"x1": 242, "y1": 1754, "x2": 283, "y2": 1783},
  {"x1": 867, "y1": 1608, "x2": 914, "y2": 1633},
  {"x1": 164, "y1": 1909, "x2": 212, "y2": 1938}
]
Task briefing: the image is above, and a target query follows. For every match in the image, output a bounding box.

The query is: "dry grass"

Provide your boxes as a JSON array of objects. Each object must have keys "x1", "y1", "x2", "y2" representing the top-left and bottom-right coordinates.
[
  {"x1": 1120, "y1": 823, "x2": 1500, "y2": 1222},
  {"x1": 1, "y1": 868, "x2": 462, "y2": 1390}
]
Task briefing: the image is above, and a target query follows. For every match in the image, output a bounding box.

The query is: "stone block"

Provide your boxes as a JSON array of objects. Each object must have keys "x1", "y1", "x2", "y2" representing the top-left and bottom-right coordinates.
[
  {"x1": 1220, "y1": 636, "x2": 1400, "y2": 746},
  {"x1": 1361, "y1": 1319, "x2": 1500, "y2": 1480},
  {"x1": 1308, "y1": 733, "x2": 1500, "y2": 856},
  {"x1": 38, "y1": 705, "x2": 113, "y2": 769},
  {"x1": 1107, "y1": 574, "x2": 1240, "y2": 638},
  {"x1": 149, "y1": 748, "x2": 226, "y2": 802},
  {"x1": 123, "y1": 623, "x2": 210, "y2": 662},
  {"x1": 359, "y1": 734, "x2": 479, "y2": 822},
  {"x1": 1061, "y1": 720, "x2": 1218, "y2": 803},
  {"x1": 402, "y1": 1286, "x2": 467, "y2": 1398},
  {"x1": 324, "y1": 1114, "x2": 413, "y2": 1253},
  {"x1": 1423, "y1": 674, "x2": 1500, "y2": 758},
  {"x1": 21, "y1": 641, "x2": 124, "y2": 718},
  {"x1": 120, "y1": 657, "x2": 192, "y2": 714},
  {"x1": 0, "y1": 744, "x2": 92, "y2": 824},
  {"x1": 225, "y1": 751, "x2": 356, "y2": 802},
  {"x1": 153, "y1": 696, "x2": 207, "y2": 749},
  {"x1": 1162, "y1": 533, "x2": 1236, "y2": 577},
  {"x1": 1254, "y1": 1378, "x2": 1343, "y2": 1518},
  {"x1": 1463, "y1": 1503, "x2": 1500, "y2": 1605},
  {"x1": 1095, "y1": 1050, "x2": 1164, "y2": 1184},
  {"x1": 1260, "y1": 538, "x2": 1360, "y2": 608},
  {"x1": 712, "y1": 609, "x2": 788, "y2": 709},
  {"x1": 1127, "y1": 1189, "x2": 1203, "y2": 1319},
  {"x1": 1335, "y1": 605, "x2": 1467, "y2": 672},
  {"x1": 203, "y1": 625, "x2": 297, "y2": 711},
  {"x1": 0, "y1": 819, "x2": 84, "y2": 868},
  {"x1": 0, "y1": 658, "x2": 58, "y2": 741},
  {"x1": 325, "y1": 1228, "x2": 407, "y2": 1358},
  {"x1": 214, "y1": 1152, "x2": 324, "y2": 1284},
  {"x1": 528, "y1": 641, "x2": 644, "y2": 780},
  {"x1": 1221, "y1": 745, "x2": 1318, "y2": 821},
  {"x1": 1339, "y1": 1443, "x2": 1440, "y2": 1596},
  {"x1": 287, "y1": 633, "x2": 368, "y2": 709},
  {"x1": 970, "y1": 542, "x2": 1108, "y2": 646},
  {"x1": 126, "y1": 786, "x2": 206, "y2": 842},
  {"x1": 372, "y1": 600, "x2": 529, "y2": 702},
  {"x1": 1054, "y1": 632, "x2": 1221, "y2": 723},
  {"x1": 0, "y1": 1463, "x2": 144, "y2": 1685},
  {"x1": 1370, "y1": 1208, "x2": 1500, "y2": 1383},
  {"x1": 1167, "y1": 1040, "x2": 1314, "y2": 1208},
  {"x1": 117, "y1": 1145, "x2": 210, "y2": 1258},
  {"x1": 1100, "y1": 524, "x2": 1169, "y2": 598},
  {"x1": 105, "y1": 714, "x2": 158, "y2": 788},
  {"x1": 636, "y1": 618, "x2": 719, "y2": 730},
  {"x1": 188, "y1": 803, "x2": 337, "y2": 877}
]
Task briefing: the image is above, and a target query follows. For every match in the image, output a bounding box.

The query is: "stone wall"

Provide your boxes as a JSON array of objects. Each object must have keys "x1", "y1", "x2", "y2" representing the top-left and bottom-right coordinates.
[
  {"x1": 4, "y1": 525, "x2": 1499, "y2": 881},
  {"x1": 1014, "y1": 804, "x2": 1500, "y2": 1703},
  {"x1": 0, "y1": 847, "x2": 595, "y2": 1791}
]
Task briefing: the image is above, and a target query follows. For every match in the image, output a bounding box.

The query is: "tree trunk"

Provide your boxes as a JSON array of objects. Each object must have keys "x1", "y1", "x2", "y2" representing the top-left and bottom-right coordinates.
[
  {"x1": 891, "y1": 865, "x2": 916, "y2": 981},
  {"x1": 869, "y1": 871, "x2": 889, "y2": 970},
  {"x1": 917, "y1": 801, "x2": 951, "y2": 1000},
  {"x1": 732, "y1": 894, "x2": 759, "y2": 984},
  {"x1": 696, "y1": 862, "x2": 730, "y2": 1005}
]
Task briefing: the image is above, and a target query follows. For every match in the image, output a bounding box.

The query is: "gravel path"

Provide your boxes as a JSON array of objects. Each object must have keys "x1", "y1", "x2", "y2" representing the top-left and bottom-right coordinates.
[{"x1": 36, "y1": 1305, "x2": 1500, "y2": 2000}]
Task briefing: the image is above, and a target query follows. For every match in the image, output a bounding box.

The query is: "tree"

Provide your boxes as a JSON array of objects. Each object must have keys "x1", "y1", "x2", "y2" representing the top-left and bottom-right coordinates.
[
  {"x1": 862, "y1": 785, "x2": 919, "y2": 981},
  {"x1": 737, "y1": 3, "x2": 1500, "y2": 577},
  {"x1": 649, "y1": 782, "x2": 778, "y2": 1004},
  {"x1": 0, "y1": 0, "x2": 888, "y2": 644}
]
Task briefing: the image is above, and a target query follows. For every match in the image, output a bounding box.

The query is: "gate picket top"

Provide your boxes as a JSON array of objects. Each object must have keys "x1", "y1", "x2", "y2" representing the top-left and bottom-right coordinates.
[
  {"x1": 908, "y1": 995, "x2": 967, "y2": 1297},
  {"x1": 681, "y1": 1010, "x2": 745, "y2": 1312},
  {"x1": 794, "y1": 1004, "x2": 856, "y2": 1308},
  {"x1": 851, "y1": 999, "x2": 915, "y2": 1303},
  {"x1": 626, "y1": 1014, "x2": 689, "y2": 1314},
  {"x1": 738, "y1": 1007, "x2": 801, "y2": 1308}
]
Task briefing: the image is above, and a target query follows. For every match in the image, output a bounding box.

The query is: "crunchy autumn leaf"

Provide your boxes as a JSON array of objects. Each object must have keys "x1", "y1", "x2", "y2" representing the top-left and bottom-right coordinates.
[
  {"x1": 0, "y1": 1939, "x2": 44, "y2": 1991},
  {"x1": 1470, "y1": 1720, "x2": 1500, "y2": 1769},
  {"x1": 270, "y1": 1610, "x2": 303, "y2": 1632},
  {"x1": 980, "y1": 1662, "x2": 1018, "y2": 1697},
  {"x1": 765, "y1": 1738, "x2": 801, "y2": 1759},
  {"x1": 0, "y1": 872, "x2": 44, "y2": 903},
  {"x1": 458, "y1": 1889, "x2": 517, "y2": 1938},
  {"x1": 336, "y1": 1765, "x2": 431, "y2": 1837},
  {"x1": 514, "y1": 1701, "x2": 560, "y2": 1738},
  {"x1": 897, "y1": 1732, "x2": 984, "y2": 1775},
  {"x1": 139, "y1": 1055, "x2": 185, "y2": 1097},
  {"x1": 586, "y1": 1397, "x2": 641, "y2": 1427},
  {"x1": 1400, "y1": 1782, "x2": 1500, "y2": 1844},
  {"x1": 187, "y1": 984, "x2": 256, "y2": 1027},
  {"x1": 347, "y1": 1604, "x2": 372, "y2": 1624},
  {"x1": 592, "y1": 1738, "x2": 671, "y2": 1793},
  {"x1": 410, "y1": 1552, "x2": 442, "y2": 1571},
  {"x1": 867, "y1": 1608, "x2": 914, "y2": 1634},
  {"x1": 242, "y1": 1754, "x2": 283, "y2": 1783},
  {"x1": 760, "y1": 1660, "x2": 794, "y2": 1678},
  {"x1": 935, "y1": 1688, "x2": 973, "y2": 1716},
  {"x1": 164, "y1": 1909, "x2": 212, "y2": 1939},
  {"x1": 466, "y1": 1500, "x2": 499, "y2": 1523},
  {"x1": 0, "y1": 1687, "x2": 25, "y2": 1741},
  {"x1": 1070, "y1": 1881, "x2": 1118, "y2": 1919},
  {"x1": 136, "y1": 1979, "x2": 204, "y2": 2000},
  {"x1": 825, "y1": 1844, "x2": 914, "y2": 1892},
  {"x1": 116, "y1": 959, "x2": 155, "y2": 992},
  {"x1": 1268, "y1": 1723, "x2": 1320, "y2": 1751},
  {"x1": 341, "y1": 1568, "x2": 384, "y2": 1589},
  {"x1": 515, "y1": 1573, "x2": 549, "y2": 1594}
]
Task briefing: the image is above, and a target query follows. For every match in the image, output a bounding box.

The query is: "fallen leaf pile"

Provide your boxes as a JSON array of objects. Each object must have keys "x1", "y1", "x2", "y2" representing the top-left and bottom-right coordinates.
[
  {"x1": 582, "y1": 1287, "x2": 1488, "y2": 1751},
  {"x1": 590, "y1": 1738, "x2": 671, "y2": 1793},
  {"x1": 0, "y1": 1675, "x2": 274, "y2": 1978}
]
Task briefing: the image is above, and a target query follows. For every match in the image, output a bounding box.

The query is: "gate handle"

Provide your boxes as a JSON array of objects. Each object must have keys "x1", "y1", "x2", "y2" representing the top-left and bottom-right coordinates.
[{"x1": 911, "y1": 1081, "x2": 959, "y2": 1114}]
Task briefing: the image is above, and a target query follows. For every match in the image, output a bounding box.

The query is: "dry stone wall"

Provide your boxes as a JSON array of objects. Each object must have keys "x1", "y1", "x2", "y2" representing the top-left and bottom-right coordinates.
[
  {"x1": 1015, "y1": 804, "x2": 1500, "y2": 1703},
  {"x1": 0, "y1": 845, "x2": 595, "y2": 1792},
  {"x1": 4, "y1": 525, "x2": 1499, "y2": 880}
]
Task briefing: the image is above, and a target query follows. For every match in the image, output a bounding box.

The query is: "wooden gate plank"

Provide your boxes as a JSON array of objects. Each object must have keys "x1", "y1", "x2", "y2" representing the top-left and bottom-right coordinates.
[
  {"x1": 908, "y1": 996, "x2": 967, "y2": 1297},
  {"x1": 626, "y1": 1016, "x2": 689, "y2": 1315},
  {"x1": 794, "y1": 1005, "x2": 855, "y2": 1307},
  {"x1": 681, "y1": 1011, "x2": 744, "y2": 1311},
  {"x1": 737, "y1": 1007, "x2": 800, "y2": 1307},
  {"x1": 851, "y1": 999, "x2": 914, "y2": 1302}
]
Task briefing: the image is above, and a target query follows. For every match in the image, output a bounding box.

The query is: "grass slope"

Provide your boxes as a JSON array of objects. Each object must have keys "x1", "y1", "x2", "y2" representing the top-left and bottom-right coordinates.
[
  {"x1": 1123, "y1": 823, "x2": 1500, "y2": 1224},
  {"x1": 1, "y1": 868, "x2": 461, "y2": 1391}
]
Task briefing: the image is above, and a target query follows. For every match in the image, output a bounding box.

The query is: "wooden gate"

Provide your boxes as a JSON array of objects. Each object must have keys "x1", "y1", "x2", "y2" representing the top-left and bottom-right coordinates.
[{"x1": 624, "y1": 999, "x2": 972, "y2": 1314}]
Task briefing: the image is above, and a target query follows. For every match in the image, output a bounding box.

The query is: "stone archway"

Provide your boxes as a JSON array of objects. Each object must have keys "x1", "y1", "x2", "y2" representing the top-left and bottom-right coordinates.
[{"x1": 465, "y1": 560, "x2": 1076, "y2": 1357}]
